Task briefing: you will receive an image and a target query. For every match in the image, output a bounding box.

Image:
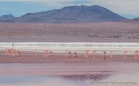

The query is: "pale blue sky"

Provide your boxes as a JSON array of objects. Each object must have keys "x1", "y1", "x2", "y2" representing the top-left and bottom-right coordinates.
[{"x1": 0, "y1": 0, "x2": 139, "y2": 19}]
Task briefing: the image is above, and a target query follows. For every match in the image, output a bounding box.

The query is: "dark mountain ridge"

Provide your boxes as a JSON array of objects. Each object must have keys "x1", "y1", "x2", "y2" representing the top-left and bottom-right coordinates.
[{"x1": 0, "y1": 5, "x2": 127, "y2": 23}]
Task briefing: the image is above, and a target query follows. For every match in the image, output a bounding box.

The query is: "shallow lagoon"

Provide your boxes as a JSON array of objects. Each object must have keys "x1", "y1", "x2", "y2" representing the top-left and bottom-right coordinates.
[{"x1": 0, "y1": 62, "x2": 138, "y2": 86}]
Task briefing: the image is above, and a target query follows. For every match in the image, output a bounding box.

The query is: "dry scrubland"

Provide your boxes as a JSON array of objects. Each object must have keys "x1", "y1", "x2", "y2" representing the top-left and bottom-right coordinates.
[{"x1": 0, "y1": 22, "x2": 139, "y2": 42}]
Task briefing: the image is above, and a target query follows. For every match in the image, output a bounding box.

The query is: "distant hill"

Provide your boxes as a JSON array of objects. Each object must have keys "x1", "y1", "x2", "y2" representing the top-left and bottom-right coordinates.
[
  {"x1": 0, "y1": 5, "x2": 127, "y2": 23},
  {"x1": 0, "y1": 14, "x2": 15, "y2": 18},
  {"x1": 122, "y1": 18, "x2": 139, "y2": 23}
]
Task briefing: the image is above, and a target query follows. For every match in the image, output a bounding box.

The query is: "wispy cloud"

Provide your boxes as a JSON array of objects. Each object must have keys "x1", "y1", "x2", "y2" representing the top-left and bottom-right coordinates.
[{"x1": 87, "y1": 0, "x2": 139, "y2": 17}]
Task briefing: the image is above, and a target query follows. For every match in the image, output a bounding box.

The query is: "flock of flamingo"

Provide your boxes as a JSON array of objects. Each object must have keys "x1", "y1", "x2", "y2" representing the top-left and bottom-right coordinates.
[
  {"x1": 4, "y1": 48, "x2": 139, "y2": 60},
  {"x1": 5, "y1": 48, "x2": 20, "y2": 58}
]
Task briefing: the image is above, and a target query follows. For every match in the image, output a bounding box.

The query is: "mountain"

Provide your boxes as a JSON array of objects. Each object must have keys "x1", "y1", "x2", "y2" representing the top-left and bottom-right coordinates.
[
  {"x1": 0, "y1": 5, "x2": 127, "y2": 23},
  {"x1": 0, "y1": 14, "x2": 15, "y2": 18},
  {"x1": 0, "y1": 14, "x2": 15, "y2": 23},
  {"x1": 122, "y1": 18, "x2": 139, "y2": 23}
]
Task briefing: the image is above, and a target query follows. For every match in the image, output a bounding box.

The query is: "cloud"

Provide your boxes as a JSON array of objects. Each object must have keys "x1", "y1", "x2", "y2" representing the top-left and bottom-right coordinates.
[{"x1": 87, "y1": 0, "x2": 139, "y2": 17}]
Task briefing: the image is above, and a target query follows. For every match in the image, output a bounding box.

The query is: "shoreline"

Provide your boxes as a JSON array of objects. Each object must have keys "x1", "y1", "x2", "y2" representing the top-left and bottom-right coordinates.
[{"x1": 0, "y1": 42, "x2": 139, "y2": 63}]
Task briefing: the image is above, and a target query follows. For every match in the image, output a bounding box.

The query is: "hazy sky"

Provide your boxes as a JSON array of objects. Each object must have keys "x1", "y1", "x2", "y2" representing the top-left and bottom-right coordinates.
[{"x1": 0, "y1": 0, "x2": 139, "y2": 19}]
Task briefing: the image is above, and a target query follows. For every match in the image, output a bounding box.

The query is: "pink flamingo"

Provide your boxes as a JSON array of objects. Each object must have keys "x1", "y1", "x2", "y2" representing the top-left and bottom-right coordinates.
[
  {"x1": 93, "y1": 50, "x2": 96, "y2": 58},
  {"x1": 103, "y1": 51, "x2": 106, "y2": 60},
  {"x1": 43, "y1": 50, "x2": 46, "y2": 57},
  {"x1": 44, "y1": 50, "x2": 49, "y2": 57},
  {"x1": 8, "y1": 48, "x2": 13, "y2": 56},
  {"x1": 134, "y1": 50, "x2": 137, "y2": 58},
  {"x1": 49, "y1": 51, "x2": 53, "y2": 58},
  {"x1": 74, "y1": 52, "x2": 77, "y2": 59},
  {"x1": 17, "y1": 50, "x2": 20, "y2": 58},
  {"x1": 13, "y1": 49, "x2": 16, "y2": 56},
  {"x1": 110, "y1": 50, "x2": 113, "y2": 57},
  {"x1": 124, "y1": 50, "x2": 127, "y2": 58},
  {"x1": 84, "y1": 50, "x2": 89, "y2": 58},
  {"x1": 8, "y1": 48, "x2": 11, "y2": 56},
  {"x1": 65, "y1": 50, "x2": 68, "y2": 57},
  {"x1": 137, "y1": 50, "x2": 139, "y2": 58},
  {"x1": 134, "y1": 50, "x2": 139, "y2": 58},
  {"x1": 68, "y1": 52, "x2": 72, "y2": 60},
  {"x1": 12, "y1": 49, "x2": 16, "y2": 56},
  {"x1": 46, "y1": 50, "x2": 49, "y2": 57}
]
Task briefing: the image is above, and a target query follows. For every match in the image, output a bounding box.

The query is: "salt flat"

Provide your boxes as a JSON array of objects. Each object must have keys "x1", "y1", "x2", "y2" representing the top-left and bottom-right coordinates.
[{"x1": 0, "y1": 42, "x2": 139, "y2": 54}]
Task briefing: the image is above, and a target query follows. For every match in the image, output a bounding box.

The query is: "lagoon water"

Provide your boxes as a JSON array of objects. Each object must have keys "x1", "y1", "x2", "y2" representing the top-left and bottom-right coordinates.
[{"x1": 0, "y1": 62, "x2": 139, "y2": 86}]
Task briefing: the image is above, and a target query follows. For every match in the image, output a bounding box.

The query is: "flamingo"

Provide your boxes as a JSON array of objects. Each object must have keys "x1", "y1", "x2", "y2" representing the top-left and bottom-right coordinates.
[
  {"x1": 17, "y1": 50, "x2": 20, "y2": 58},
  {"x1": 6, "y1": 48, "x2": 14, "y2": 56},
  {"x1": 65, "y1": 50, "x2": 68, "y2": 57},
  {"x1": 124, "y1": 50, "x2": 127, "y2": 58},
  {"x1": 43, "y1": 50, "x2": 46, "y2": 57},
  {"x1": 134, "y1": 50, "x2": 138, "y2": 58},
  {"x1": 110, "y1": 50, "x2": 113, "y2": 57},
  {"x1": 74, "y1": 52, "x2": 77, "y2": 59},
  {"x1": 7, "y1": 48, "x2": 10, "y2": 56},
  {"x1": 49, "y1": 51, "x2": 53, "y2": 58},
  {"x1": 46, "y1": 50, "x2": 49, "y2": 57},
  {"x1": 93, "y1": 50, "x2": 97, "y2": 58},
  {"x1": 68, "y1": 52, "x2": 72, "y2": 60},
  {"x1": 103, "y1": 51, "x2": 106, "y2": 60},
  {"x1": 137, "y1": 50, "x2": 139, "y2": 58},
  {"x1": 84, "y1": 50, "x2": 89, "y2": 58},
  {"x1": 44, "y1": 50, "x2": 49, "y2": 57},
  {"x1": 135, "y1": 50, "x2": 139, "y2": 58}
]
